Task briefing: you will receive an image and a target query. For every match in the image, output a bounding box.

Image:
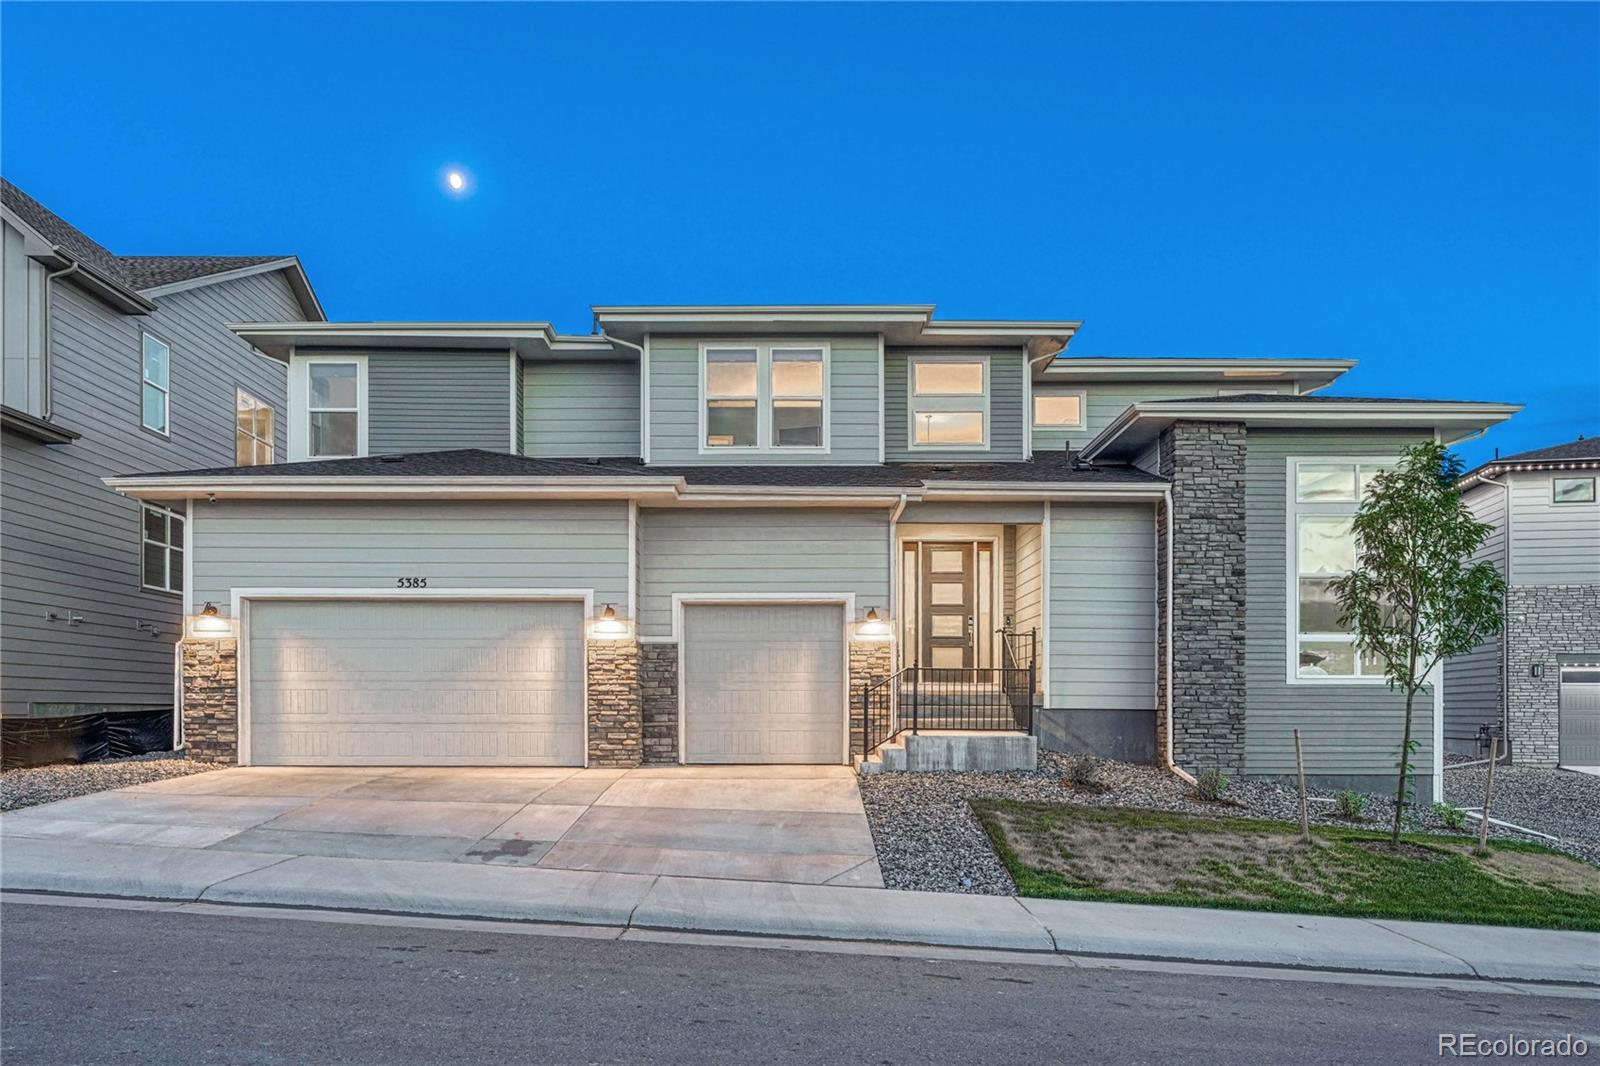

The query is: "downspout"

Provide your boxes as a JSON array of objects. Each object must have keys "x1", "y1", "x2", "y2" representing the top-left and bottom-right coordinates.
[
  {"x1": 1161, "y1": 484, "x2": 1196, "y2": 785},
  {"x1": 40, "y1": 257, "x2": 82, "y2": 419},
  {"x1": 1025, "y1": 351, "x2": 1057, "y2": 459},
  {"x1": 602, "y1": 331, "x2": 647, "y2": 463},
  {"x1": 889, "y1": 492, "x2": 908, "y2": 652}
]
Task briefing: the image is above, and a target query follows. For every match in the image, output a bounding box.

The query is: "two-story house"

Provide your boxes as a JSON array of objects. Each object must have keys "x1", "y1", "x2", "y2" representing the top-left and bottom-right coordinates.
[
  {"x1": 1, "y1": 179, "x2": 323, "y2": 757},
  {"x1": 105, "y1": 307, "x2": 1518, "y2": 800},
  {"x1": 1444, "y1": 438, "x2": 1600, "y2": 769}
]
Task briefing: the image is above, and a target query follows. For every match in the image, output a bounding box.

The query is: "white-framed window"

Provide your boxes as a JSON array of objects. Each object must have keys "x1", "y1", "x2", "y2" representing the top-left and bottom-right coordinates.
[
  {"x1": 141, "y1": 504, "x2": 183, "y2": 594},
  {"x1": 141, "y1": 333, "x2": 171, "y2": 434},
  {"x1": 1032, "y1": 390, "x2": 1085, "y2": 429},
  {"x1": 1288, "y1": 458, "x2": 1395, "y2": 682},
  {"x1": 235, "y1": 389, "x2": 274, "y2": 466},
  {"x1": 699, "y1": 342, "x2": 828, "y2": 452},
  {"x1": 1553, "y1": 476, "x2": 1596, "y2": 504},
  {"x1": 909, "y1": 354, "x2": 989, "y2": 449},
  {"x1": 288, "y1": 355, "x2": 367, "y2": 461}
]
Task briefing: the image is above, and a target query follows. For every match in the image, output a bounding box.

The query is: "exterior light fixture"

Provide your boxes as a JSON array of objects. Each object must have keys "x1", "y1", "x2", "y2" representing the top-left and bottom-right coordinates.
[
  {"x1": 592, "y1": 603, "x2": 629, "y2": 639},
  {"x1": 854, "y1": 607, "x2": 892, "y2": 641},
  {"x1": 1531, "y1": 663, "x2": 1543, "y2": 679},
  {"x1": 189, "y1": 601, "x2": 233, "y2": 638}
]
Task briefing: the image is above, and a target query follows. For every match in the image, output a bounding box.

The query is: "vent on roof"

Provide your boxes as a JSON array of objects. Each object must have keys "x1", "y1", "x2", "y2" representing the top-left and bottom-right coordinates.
[
  {"x1": 933, "y1": 465, "x2": 955, "y2": 474},
  {"x1": 376, "y1": 454, "x2": 406, "y2": 464},
  {"x1": 587, "y1": 457, "x2": 600, "y2": 465}
]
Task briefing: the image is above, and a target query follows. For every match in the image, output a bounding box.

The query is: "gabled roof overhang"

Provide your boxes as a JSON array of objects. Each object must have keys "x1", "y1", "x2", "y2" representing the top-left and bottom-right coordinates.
[
  {"x1": 1458, "y1": 457, "x2": 1600, "y2": 490},
  {"x1": 3, "y1": 203, "x2": 156, "y2": 314},
  {"x1": 228, "y1": 322, "x2": 626, "y2": 362},
  {"x1": 143, "y1": 258, "x2": 326, "y2": 322},
  {"x1": 1080, "y1": 400, "x2": 1523, "y2": 462},
  {"x1": 1038, "y1": 357, "x2": 1356, "y2": 392}
]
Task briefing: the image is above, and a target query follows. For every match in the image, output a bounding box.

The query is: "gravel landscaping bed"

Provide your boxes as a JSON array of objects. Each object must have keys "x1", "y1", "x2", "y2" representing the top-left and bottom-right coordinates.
[
  {"x1": 0, "y1": 752, "x2": 218, "y2": 812},
  {"x1": 1444, "y1": 760, "x2": 1600, "y2": 866},
  {"x1": 859, "y1": 752, "x2": 1598, "y2": 895}
]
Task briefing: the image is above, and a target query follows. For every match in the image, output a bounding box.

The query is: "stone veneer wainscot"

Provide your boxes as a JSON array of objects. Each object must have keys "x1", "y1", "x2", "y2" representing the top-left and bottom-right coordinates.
[{"x1": 1506, "y1": 584, "x2": 1600, "y2": 767}]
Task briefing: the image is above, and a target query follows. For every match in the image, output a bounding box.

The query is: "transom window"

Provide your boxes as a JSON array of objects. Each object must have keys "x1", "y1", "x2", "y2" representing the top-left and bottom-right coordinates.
[
  {"x1": 1554, "y1": 477, "x2": 1596, "y2": 504},
  {"x1": 235, "y1": 389, "x2": 274, "y2": 466},
  {"x1": 1290, "y1": 459, "x2": 1394, "y2": 681},
  {"x1": 141, "y1": 334, "x2": 170, "y2": 434},
  {"x1": 1033, "y1": 391, "x2": 1085, "y2": 429},
  {"x1": 909, "y1": 356, "x2": 989, "y2": 448},
  {"x1": 307, "y1": 361, "x2": 361, "y2": 458},
  {"x1": 701, "y1": 343, "x2": 827, "y2": 451},
  {"x1": 141, "y1": 504, "x2": 183, "y2": 594}
]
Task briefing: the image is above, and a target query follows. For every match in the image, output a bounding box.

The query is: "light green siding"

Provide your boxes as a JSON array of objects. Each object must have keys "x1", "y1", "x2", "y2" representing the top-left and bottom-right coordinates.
[
  {"x1": 522, "y1": 360, "x2": 640, "y2": 458},
  {"x1": 645, "y1": 336, "x2": 881, "y2": 464},
  {"x1": 1032, "y1": 380, "x2": 1242, "y2": 454},
  {"x1": 637, "y1": 507, "x2": 889, "y2": 638},
  {"x1": 885, "y1": 348, "x2": 1025, "y2": 462},
  {"x1": 1047, "y1": 502, "x2": 1158, "y2": 710},
  {"x1": 1013, "y1": 523, "x2": 1044, "y2": 649},
  {"x1": 191, "y1": 500, "x2": 630, "y2": 611},
  {"x1": 1244, "y1": 429, "x2": 1434, "y2": 777},
  {"x1": 365, "y1": 351, "x2": 511, "y2": 454}
]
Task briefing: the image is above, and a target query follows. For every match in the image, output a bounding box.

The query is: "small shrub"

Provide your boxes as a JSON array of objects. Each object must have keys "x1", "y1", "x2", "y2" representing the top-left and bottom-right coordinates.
[
  {"x1": 1432, "y1": 802, "x2": 1467, "y2": 831},
  {"x1": 1193, "y1": 768, "x2": 1230, "y2": 803},
  {"x1": 1332, "y1": 790, "x2": 1367, "y2": 821},
  {"x1": 1061, "y1": 756, "x2": 1106, "y2": 793}
]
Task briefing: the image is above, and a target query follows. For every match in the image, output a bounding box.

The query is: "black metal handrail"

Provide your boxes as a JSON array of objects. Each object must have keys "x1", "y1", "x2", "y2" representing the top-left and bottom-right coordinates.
[{"x1": 859, "y1": 628, "x2": 1038, "y2": 758}]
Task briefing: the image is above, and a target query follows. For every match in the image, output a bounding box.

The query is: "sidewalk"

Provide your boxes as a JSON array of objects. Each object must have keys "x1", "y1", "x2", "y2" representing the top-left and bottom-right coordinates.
[{"x1": 3, "y1": 835, "x2": 1595, "y2": 986}]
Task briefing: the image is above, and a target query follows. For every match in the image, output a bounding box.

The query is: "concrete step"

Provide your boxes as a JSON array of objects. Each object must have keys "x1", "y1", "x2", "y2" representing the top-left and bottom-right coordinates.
[{"x1": 857, "y1": 733, "x2": 1035, "y2": 775}]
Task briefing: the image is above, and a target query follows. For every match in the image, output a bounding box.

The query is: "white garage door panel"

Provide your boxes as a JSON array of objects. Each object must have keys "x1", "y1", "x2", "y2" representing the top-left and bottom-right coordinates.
[
  {"x1": 248, "y1": 600, "x2": 584, "y2": 766},
  {"x1": 683, "y1": 604, "x2": 843, "y2": 764}
]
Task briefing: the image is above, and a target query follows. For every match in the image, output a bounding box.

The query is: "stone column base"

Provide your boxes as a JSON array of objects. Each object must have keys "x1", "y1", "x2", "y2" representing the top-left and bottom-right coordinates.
[
  {"x1": 640, "y1": 643, "x2": 679, "y2": 764},
  {"x1": 181, "y1": 639, "x2": 240, "y2": 764},
  {"x1": 848, "y1": 640, "x2": 895, "y2": 757},
  {"x1": 587, "y1": 639, "x2": 642, "y2": 767}
]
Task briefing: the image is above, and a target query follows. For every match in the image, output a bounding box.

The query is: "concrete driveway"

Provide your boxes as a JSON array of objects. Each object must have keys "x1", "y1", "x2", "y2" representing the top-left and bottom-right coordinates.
[{"x1": 0, "y1": 765, "x2": 882, "y2": 887}]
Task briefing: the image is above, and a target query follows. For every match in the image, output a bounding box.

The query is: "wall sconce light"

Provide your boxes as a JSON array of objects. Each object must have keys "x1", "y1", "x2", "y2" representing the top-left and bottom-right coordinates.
[
  {"x1": 188, "y1": 601, "x2": 234, "y2": 638},
  {"x1": 854, "y1": 607, "x2": 892, "y2": 641},
  {"x1": 1530, "y1": 663, "x2": 1543, "y2": 679},
  {"x1": 591, "y1": 603, "x2": 630, "y2": 639}
]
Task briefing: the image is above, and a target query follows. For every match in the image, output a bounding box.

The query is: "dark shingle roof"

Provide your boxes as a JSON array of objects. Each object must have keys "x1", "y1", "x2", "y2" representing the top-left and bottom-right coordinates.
[
  {"x1": 118, "y1": 448, "x2": 1165, "y2": 488},
  {"x1": 1158, "y1": 394, "x2": 1495, "y2": 405},
  {"x1": 2, "y1": 178, "x2": 293, "y2": 293},
  {"x1": 1461, "y1": 437, "x2": 1599, "y2": 483}
]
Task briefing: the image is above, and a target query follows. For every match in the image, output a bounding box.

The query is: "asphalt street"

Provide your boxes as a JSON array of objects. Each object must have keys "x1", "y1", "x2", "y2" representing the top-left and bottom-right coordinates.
[{"x1": 1, "y1": 900, "x2": 1594, "y2": 1065}]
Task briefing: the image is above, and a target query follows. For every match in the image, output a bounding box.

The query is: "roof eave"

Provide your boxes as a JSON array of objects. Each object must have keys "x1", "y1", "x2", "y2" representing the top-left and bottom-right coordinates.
[{"x1": 140, "y1": 258, "x2": 327, "y2": 322}]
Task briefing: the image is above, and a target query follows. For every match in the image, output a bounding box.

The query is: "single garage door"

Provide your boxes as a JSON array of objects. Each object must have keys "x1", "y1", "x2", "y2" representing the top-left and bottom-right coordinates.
[
  {"x1": 1560, "y1": 663, "x2": 1600, "y2": 768},
  {"x1": 682, "y1": 604, "x2": 844, "y2": 764},
  {"x1": 248, "y1": 600, "x2": 585, "y2": 766}
]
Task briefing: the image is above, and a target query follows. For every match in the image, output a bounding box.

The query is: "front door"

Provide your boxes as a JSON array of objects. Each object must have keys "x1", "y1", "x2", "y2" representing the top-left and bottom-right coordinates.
[{"x1": 919, "y1": 542, "x2": 974, "y2": 671}]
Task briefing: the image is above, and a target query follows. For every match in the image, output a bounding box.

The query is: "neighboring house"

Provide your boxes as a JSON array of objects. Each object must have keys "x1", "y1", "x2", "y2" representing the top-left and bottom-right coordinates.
[
  {"x1": 104, "y1": 306, "x2": 1519, "y2": 799},
  {"x1": 1444, "y1": 438, "x2": 1600, "y2": 768},
  {"x1": 0, "y1": 179, "x2": 323, "y2": 738}
]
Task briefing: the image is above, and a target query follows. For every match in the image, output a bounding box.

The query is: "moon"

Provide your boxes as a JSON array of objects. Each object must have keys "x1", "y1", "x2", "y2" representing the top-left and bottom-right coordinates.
[{"x1": 447, "y1": 171, "x2": 465, "y2": 192}]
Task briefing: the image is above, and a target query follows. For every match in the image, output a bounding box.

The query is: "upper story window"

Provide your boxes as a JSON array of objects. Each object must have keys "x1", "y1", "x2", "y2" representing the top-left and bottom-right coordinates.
[
  {"x1": 1032, "y1": 391, "x2": 1085, "y2": 430},
  {"x1": 235, "y1": 389, "x2": 275, "y2": 466},
  {"x1": 141, "y1": 503, "x2": 183, "y2": 594},
  {"x1": 700, "y1": 343, "x2": 827, "y2": 452},
  {"x1": 289, "y1": 355, "x2": 367, "y2": 461},
  {"x1": 141, "y1": 333, "x2": 171, "y2": 435},
  {"x1": 909, "y1": 355, "x2": 988, "y2": 449},
  {"x1": 1290, "y1": 459, "x2": 1394, "y2": 682},
  {"x1": 1554, "y1": 477, "x2": 1596, "y2": 504}
]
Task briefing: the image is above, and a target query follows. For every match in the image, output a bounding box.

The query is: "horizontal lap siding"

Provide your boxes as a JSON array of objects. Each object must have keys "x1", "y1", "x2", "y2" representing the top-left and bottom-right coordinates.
[
  {"x1": 1048, "y1": 503, "x2": 1156, "y2": 709},
  {"x1": 1444, "y1": 484, "x2": 1507, "y2": 741},
  {"x1": 884, "y1": 348, "x2": 1024, "y2": 462},
  {"x1": 522, "y1": 361, "x2": 640, "y2": 458},
  {"x1": 1032, "y1": 381, "x2": 1228, "y2": 454},
  {"x1": 1244, "y1": 430, "x2": 1433, "y2": 776},
  {"x1": 191, "y1": 500, "x2": 629, "y2": 610},
  {"x1": 1509, "y1": 472, "x2": 1600, "y2": 584},
  {"x1": 647, "y1": 337, "x2": 880, "y2": 464},
  {"x1": 636, "y1": 508, "x2": 889, "y2": 639},
  {"x1": 1, "y1": 272, "x2": 298, "y2": 715},
  {"x1": 366, "y1": 351, "x2": 510, "y2": 453},
  {"x1": 1013, "y1": 524, "x2": 1044, "y2": 647}
]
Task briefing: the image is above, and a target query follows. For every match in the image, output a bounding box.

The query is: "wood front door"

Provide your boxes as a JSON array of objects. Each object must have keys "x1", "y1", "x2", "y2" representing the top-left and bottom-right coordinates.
[{"x1": 919, "y1": 543, "x2": 974, "y2": 670}]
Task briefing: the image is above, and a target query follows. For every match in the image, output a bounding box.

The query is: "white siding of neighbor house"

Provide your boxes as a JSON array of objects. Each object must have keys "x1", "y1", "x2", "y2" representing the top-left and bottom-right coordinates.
[
  {"x1": 1, "y1": 269, "x2": 299, "y2": 717},
  {"x1": 884, "y1": 347, "x2": 1026, "y2": 462},
  {"x1": 1047, "y1": 502, "x2": 1157, "y2": 710},
  {"x1": 646, "y1": 336, "x2": 881, "y2": 464},
  {"x1": 1508, "y1": 470, "x2": 1600, "y2": 585},
  {"x1": 636, "y1": 507, "x2": 890, "y2": 639},
  {"x1": 522, "y1": 360, "x2": 640, "y2": 458},
  {"x1": 190, "y1": 500, "x2": 630, "y2": 612},
  {"x1": 1243, "y1": 429, "x2": 1434, "y2": 777},
  {"x1": 1444, "y1": 482, "x2": 1508, "y2": 745},
  {"x1": 362, "y1": 351, "x2": 510, "y2": 454}
]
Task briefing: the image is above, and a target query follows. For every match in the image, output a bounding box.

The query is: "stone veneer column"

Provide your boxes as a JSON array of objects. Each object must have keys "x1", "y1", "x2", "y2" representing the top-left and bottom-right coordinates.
[
  {"x1": 848, "y1": 640, "x2": 895, "y2": 758},
  {"x1": 639, "y1": 643, "x2": 680, "y2": 764},
  {"x1": 1159, "y1": 420, "x2": 1249, "y2": 775},
  {"x1": 586, "y1": 639, "x2": 642, "y2": 767},
  {"x1": 1505, "y1": 585, "x2": 1600, "y2": 767},
  {"x1": 181, "y1": 639, "x2": 239, "y2": 764}
]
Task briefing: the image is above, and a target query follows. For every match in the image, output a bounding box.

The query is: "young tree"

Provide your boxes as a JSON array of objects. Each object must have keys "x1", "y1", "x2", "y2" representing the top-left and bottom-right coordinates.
[{"x1": 1328, "y1": 441, "x2": 1505, "y2": 847}]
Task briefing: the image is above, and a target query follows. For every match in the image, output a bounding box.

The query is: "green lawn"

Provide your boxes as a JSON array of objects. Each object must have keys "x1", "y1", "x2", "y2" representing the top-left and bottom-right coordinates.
[{"x1": 971, "y1": 799, "x2": 1600, "y2": 932}]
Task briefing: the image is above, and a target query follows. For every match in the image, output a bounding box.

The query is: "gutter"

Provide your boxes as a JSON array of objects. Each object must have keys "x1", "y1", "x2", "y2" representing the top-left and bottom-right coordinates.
[{"x1": 39, "y1": 261, "x2": 80, "y2": 419}]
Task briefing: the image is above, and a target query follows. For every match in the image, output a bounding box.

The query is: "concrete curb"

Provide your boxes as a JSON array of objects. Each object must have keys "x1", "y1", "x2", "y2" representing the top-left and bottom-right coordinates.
[{"x1": 4, "y1": 836, "x2": 1596, "y2": 986}]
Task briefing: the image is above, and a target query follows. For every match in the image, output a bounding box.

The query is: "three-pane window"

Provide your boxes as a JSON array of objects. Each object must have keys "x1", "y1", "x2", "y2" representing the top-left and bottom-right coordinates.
[
  {"x1": 141, "y1": 504, "x2": 183, "y2": 594},
  {"x1": 910, "y1": 357, "x2": 988, "y2": 448},
  {"x1": 235, "y1": 389, "x2": 275, "y2": 466},
  {"x1": 1291, "y1": 460, "x2": 1393, "y2": 680},
  {"x1": 308, "y1": 362, "x2": 360, "y2": 458},
  {"x1": 141, "y1": 334, "x2": 170, "y2": 434},
  {"x1": 702, "y1": 344, "x2": 826, "y2": 450}
]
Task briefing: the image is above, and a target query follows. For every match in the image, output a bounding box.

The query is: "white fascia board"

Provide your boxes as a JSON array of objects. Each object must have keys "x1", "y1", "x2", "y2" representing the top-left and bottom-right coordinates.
[
  {"x1": 1040, "y1": 358, "x2": 1357, "y2": 378},
  {"x1": 919, "y1": 483, "x2": 1168, "y2": 502},
  {"x1": 1458, "y1": 458, "x2": 1600, "y2": 490},
  {"x1": 228, "y1": 322, "x2": 620, "y2": 362},
  {"x1": 103, "y1": 476, "x2": 684, "y2": 502}
]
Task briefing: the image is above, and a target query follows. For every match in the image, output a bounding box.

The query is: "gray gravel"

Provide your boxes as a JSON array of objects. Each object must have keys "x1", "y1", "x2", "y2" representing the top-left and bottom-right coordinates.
[
  {"x1": 1444, "y1": 760, "x2": 1600, "y2": 865},
  {"x1": 0, "y1": 752, "x2": 218, "y2": 811},
  {"x1": 859, "y1": 752, "x2": 1597, "y2": 895}
]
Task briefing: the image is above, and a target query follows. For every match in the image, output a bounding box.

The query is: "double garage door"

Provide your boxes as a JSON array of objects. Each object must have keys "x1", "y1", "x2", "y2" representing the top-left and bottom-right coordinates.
[{"x1": 245, "y1": 599, "x2": 845, "y2": 766}]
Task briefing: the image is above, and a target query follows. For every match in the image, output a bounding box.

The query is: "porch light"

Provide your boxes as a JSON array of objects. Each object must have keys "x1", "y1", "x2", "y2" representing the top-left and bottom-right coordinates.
[
  {"x1": 188, "y1": 602, "x2": 234, "y2": 638},
  {"x1": 854, "y1": 607, "x2": 892, "y2": 641},
  {"x1": 591, "y1": 603, "x2": 630, "y2": 639}
]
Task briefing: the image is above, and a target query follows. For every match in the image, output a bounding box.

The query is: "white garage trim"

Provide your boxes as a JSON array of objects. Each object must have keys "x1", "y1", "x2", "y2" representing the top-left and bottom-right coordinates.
[
  {"x1": 672, "y1": 593, "x2": 855, "y2": 766},
  {"x1": 232, "y1": 587, "x2": 594, "y2": 767}
]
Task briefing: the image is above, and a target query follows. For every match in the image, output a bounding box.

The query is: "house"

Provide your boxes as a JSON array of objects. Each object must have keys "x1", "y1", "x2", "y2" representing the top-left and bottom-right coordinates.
[
  {"x1": 1444, "y1": 438, "x2": 1600, "y2": 768},
  {"x1": 102, "y1": 307, "x2": 1519, "y2": 798},
  {"x1": 0, "y1": 179, "x2": 323, "y2": 752}
]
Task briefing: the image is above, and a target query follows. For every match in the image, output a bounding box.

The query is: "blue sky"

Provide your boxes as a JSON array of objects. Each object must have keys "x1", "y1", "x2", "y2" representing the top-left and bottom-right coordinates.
[{"x1": 2, "y1": 2, "x2": 1594, "y2": 464}]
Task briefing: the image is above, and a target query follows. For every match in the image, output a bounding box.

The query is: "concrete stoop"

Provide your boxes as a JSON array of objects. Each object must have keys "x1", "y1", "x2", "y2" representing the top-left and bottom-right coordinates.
[{"x1": 858, "y1": 732, "x2": 1037, "y2": 775}]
